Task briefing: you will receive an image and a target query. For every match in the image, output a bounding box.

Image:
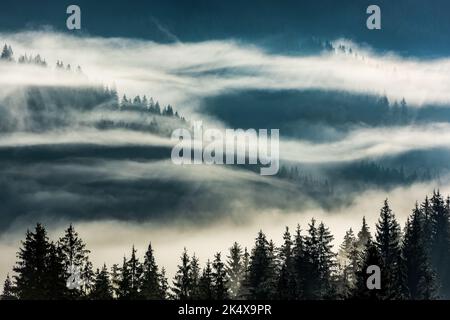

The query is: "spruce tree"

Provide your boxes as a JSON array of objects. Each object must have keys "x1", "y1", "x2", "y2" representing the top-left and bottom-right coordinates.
[
  {"x1": 13, "y1": 223, "x2": 51, "y2": 299},
  {"x1": 317, "y1": 222, "x2": 336, "y2": 298},
  {"x1": 81, "y1": 260, "x2": 95, "y2": 297},
  {"x1": 172, "y1": 248, "x2": 191, "y2": 299},
  {"x1": 45, "y1": 242, "x2": 68, "y2": 299},
  {"x1": 189, "y1": 255, "x2": 201, "y2": 299},
  {"x1": 338, "y1": 228, "x2": 356, "y2": 266},
  {"x1": 90, "y1": 264, "x2": 113, "y2": 300},
  {"x1": 1, "y1": 274, "x2": 16, "y2": 300},
  {"x1": 292, "y1": 224, "x2": 306, "y2": 299},
  {"x1": 226, "y1": 242, "x2": 244, "y2": 299},
  {"x1": 116, "y1": 257, "x2": 131, "y2": 299},
  {"x1": 277, "y1": 227, "x2": 296, "y2": 299},
  {"x1": 338, "y1": 228, "x2": 360, "y2": 294},
  {"x1": 58, "y1": 224, "x2": 90, "y2": 298},
  {"x1": 238, "y1": 247, "x2": 250, "y2": 299},
  {"x1": 159, "y1": 268, "x2": 169, "y2": 300},
  {"x1": 402, "y1": 204, "x2": 436, "y2": 299},
  {"x1": 1, "y1": 44, "x2": 13, "y2": 61},
  {"x1": 199, "y1": 260, "x2": 214, "y2": 299},
  {"x1": 346, "y1": 241, "x2": 361, "y2": 288},
  {"x1": 375, "y1": 199, "x2": 404, "y2": 299},
  {"x1": 13, "y1": 224, "x2": 70, "y2": 299},
  {"x1": 357, "y1": 217, "x2": 372, "y2": 251},
  {"x1": 302, "y1": 219, "x2": 322, "y2": 299},
  {"x1": 430, "y1": 191, "x2": 450, "y2": 297},
  {"x1": 141, "y1": 243, "x2": 163, "y2": 299},
  {"x1": 245, "y1": 230, "x2": 276, "y2": 299},
  {"x1": 420, "y1": 196, "x2": 433, "y2": 254},
  {"x1": 266, "y1": 240, "x2": 279, "y2": 297},
  {"x1": 126, "y1": 246, "x2": 142, "y2": 299},
  {"x1": 212, "y1": 252, "x2": 228, "y2": 300}
]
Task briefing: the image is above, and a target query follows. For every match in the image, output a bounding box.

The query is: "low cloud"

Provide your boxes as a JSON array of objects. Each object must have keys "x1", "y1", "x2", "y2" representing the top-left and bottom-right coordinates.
[
  {"x1": 1, "y1": 179, "x2": 448, "y2": 285},
  {"x1": 2, "y1": 30, "x2": 450, "y2": 113},
  {"x1": 281, "y1": 123, "x2": 450, "y2": 163}
]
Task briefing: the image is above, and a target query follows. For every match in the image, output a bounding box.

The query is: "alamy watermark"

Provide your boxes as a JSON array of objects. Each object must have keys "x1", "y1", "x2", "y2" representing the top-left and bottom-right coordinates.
[
  {"x1": 65, "y1": 5, "x2": 380, "y2": 31},
  {"x1": 366, "y1": 265, "x2": 381, "y2": 290},
  {"x1": 66, "y1": 5, "x2": 81, "y2": 30},
  {"x1": 366, "y1": 5, "x2": 381, "y2": 30},
  {"x1": 171, "y1": 122, "x2": 279, "y2": 176}
]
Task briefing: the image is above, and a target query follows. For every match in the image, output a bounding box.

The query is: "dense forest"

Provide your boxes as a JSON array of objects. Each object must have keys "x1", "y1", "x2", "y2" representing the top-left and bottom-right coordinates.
[{"x1": 1, "y1": 191, "x2": 449, "y2": 300}]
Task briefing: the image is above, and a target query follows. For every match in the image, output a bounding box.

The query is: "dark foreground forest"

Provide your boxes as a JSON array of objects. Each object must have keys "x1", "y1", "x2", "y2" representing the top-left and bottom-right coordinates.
[{"x1": 1, "y1": 191, "x2": 450, "y2": 301}]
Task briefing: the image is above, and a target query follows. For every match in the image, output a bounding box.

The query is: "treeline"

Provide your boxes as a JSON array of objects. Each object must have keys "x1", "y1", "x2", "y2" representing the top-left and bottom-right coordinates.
[
  {"x1": 2, "y1": 191, "x2": 450, "y2": 300},
  {"x1": 274, "y1": 162, "x2": 433, "y2": 211},
  {"x1": 203, "y1": 90, "x2": 413, "y2": 136},
  {"x1": 1, "y1": 43, "x2": 81, "y2": 72},
  {"x1": 0, "y1": 43, "x2": 186, "y2": 133},
  {"x1": 330, "y1": 161, "x2": 435, "y2": 186},
  {"x1": 278, "y1": 166, "x2": 333, "y2": 196},
  {"x1": 117, "y1": 94, "x2": 183, "y2": 119}
]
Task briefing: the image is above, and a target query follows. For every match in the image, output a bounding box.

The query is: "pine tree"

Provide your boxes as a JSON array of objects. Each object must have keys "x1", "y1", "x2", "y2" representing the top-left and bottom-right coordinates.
[
  {"x1": 1, "y1": 274, "x2": 16, "y2": 300},
  {"x1": 292, "y1": 224, "x2": 307, "y2": 299},
  {"x1": 159, "y1": 268, "x2": 169, "y2": 300},
  {"x1": 277, "y1": 227, "x2": 296, "y2": 299},
  {"x1": 81, "y1": 260, "x2": 95, "y2": 297},
  {"x1": 148, "y1": 97, "x2": 155, "y2": 111},
  {"x1": 338, "y1": 228, "x2": 356, "y2": 265},
  {"x1": 189, "y1": 254, "x2": 201, "y2": 299},
  {"x1": 430, "y1": 191, "x2": 450, "y2": 297},
  {"x1": 199, "y1": 260, "x2": 214, "y2": 299},
  {"x1": 12, "y1": 224, "x2": 69, "y2": 299},
  {"x1": 338, "y1": 228, "x2": 360, "y2": 295},
  {"x1": 133, "y1": 96, "x2": 142, "y2": 106},
  {"x1": 141, "y1": 243, "x2": 163, "y2": 299},
  {"x1": 267, "y1": 240, "x2": 279, "y2": 295},
  {"x1": 212, "y1": 252, "x2": 228, "y2": 300},
  {"x1": 58, "y1": 224, "x2": 90, "y2": 298},
  {"x1": 346, "y1": 241, "x2": 361, "y2": 288},
  {"x1": 172, "y1": 248, "x2": 191, "y2": 299},
  {"x1": 317, "y1": 222, "x2": 336, "y2": 298},
  {"x1": 402, "y1": 204, "x2": 436, "y2": 299},
  {"x1": 45, "y1": 242, "x2": 68, "y2": 299},
  {"x1": 13, "y1": 223, "x2": 51, "y2": 299},
  {"x1": 109, "y1": 84, "x2": 119, "y2": 107},
  {"x1": 90, "y1": 264, "x2": 113, "y2": 300},
  {"x1": 420, "y1": 196, "x2": 433, "y2": 255},
  {"x1": 154, "y1": 101, "x2": 161, "y2": 114},
  {"x1": 126, "y1": 246, "x2": 142, "y2": 299},
  {"x1": 357, "y1": 217, "x2": 372, "y2": 251},
  {"x1": 375, "y1": 199, "x2": 404, "y2": 299},
  {"x1": 142, "y1": 95, "x2": 149, "y2": 109},
  {"x1": 226, "y1": 242, "x2": 244, "y2": 299},
  {"x1": 1, "y1": 44, "x2": 13, "y2": 61},
  {"x1": 245, "y1": 230, "x2": 276, "y2": 299},
  {"x1": 116, "y1": 257, "x2": 131, "y2": 299},
  {"x1": 120, "y1": 95, "x2": 129, "y2": 109},
  {"x1": 238, "y1": 247, "x2": 250, "y2": 299},
  {"x1": 301, "y1": 219, "x2": 322, "y2": 299}
]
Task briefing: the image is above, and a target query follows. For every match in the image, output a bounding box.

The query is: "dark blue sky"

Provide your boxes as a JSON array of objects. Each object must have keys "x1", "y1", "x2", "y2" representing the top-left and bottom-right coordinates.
[{"x1": 1, "y1": 0, "x2": 450, "y2": 57}]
